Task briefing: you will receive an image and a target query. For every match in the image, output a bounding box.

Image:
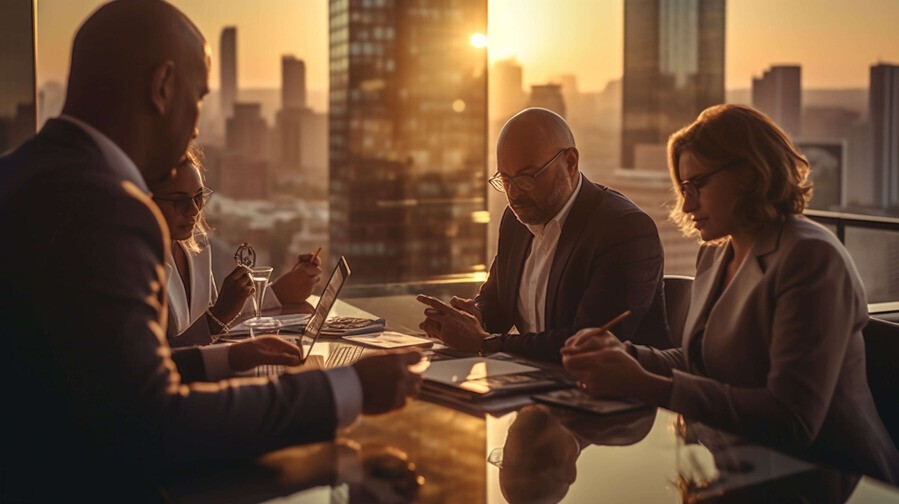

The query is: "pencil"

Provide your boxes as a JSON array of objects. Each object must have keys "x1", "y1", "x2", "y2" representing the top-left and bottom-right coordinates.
[
  {"x1": 292, "y1": 246, "x2": 322, "y2": 271},
  {"x1": 596, "y1": 310, "x2": 631, "y2": 333}
]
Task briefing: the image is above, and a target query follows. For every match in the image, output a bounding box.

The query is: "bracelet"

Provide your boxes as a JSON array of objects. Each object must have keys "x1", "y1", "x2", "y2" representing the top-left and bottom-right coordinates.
[{"x1": 206, "y1": 309, "x2": 231, "y2": 334}]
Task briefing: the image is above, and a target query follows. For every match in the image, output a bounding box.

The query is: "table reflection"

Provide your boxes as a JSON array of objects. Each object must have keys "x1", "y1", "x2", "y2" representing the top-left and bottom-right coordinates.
[{"x1": 489, "y1": 405, "x2": 656, "y2": 503}]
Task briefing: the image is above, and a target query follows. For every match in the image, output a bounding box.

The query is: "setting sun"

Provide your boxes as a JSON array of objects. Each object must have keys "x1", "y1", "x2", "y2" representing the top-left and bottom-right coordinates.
[{"x1": 470, "y1": 32, "x2": 488, "y2": 49}]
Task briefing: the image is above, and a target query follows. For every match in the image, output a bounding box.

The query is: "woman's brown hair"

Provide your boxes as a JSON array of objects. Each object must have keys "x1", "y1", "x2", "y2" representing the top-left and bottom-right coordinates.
[{"x1": 667, "y1": 104, "x2": 813, "y2": 240}]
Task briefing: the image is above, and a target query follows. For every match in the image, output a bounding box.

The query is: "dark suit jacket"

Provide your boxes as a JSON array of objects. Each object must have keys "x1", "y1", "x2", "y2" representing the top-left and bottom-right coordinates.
[
  {"x1": 0, "y1": 120, "x2": 337, "y2": 501},
  {"x1": 476, "y1": 175, "x2": 671, "y2": 363}
]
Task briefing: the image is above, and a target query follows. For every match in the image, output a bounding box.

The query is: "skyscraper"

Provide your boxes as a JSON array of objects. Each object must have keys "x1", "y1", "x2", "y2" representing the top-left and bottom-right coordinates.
[
  {"x1": 752, "y1": 65, "x2": 801, "y2": 137},
  {"x1": 222, "y1": 103, "x2": 270, "y2": 200},
  {"x1": 528, "y1": 84, "x2": 567, "y2": 119},
  {"x1": 490, "y1": 59, "x2": 526, "y2": 122},
  {"x1": 277, "y1": 56, "x2": 310, "y2": 174},
  {"x1": 282, "y1": 55, "x2": 307, "y2": 110},
  {"x1": 621, "y1": 0, "x2": 725, "y2": 168},
  {"x1": 870, "y1": 63, "x2": 899, "y2": 209},
  {"x1": 329, "y1": 0, "x2": 488, "y2": 284},
  {"x1": 220, "y1": 27, "x2": 237, "y2": 119}
]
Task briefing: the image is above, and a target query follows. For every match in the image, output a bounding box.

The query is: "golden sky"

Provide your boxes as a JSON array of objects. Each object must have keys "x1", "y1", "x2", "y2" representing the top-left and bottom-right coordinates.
[{"x1": 37, "y1": 0, "x2": 899, "y2": 95}]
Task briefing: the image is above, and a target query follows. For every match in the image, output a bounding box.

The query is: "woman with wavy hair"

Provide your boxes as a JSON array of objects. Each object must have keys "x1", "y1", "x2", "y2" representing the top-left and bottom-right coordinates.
[{"x1": 561, "y1": 104, "x2": 899, "y2": 484}]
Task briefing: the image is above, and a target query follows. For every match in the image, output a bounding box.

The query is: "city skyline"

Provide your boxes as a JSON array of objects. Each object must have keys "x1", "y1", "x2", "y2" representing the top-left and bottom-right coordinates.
[{"x1": 36, "y1": 0, "x2": 899, "y2": 106}]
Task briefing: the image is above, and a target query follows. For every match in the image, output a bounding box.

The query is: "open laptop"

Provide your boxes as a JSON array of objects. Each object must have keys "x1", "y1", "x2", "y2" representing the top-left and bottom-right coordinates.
[{"x1": 256, "y1": 256, "x2": 365, "y2": 375}]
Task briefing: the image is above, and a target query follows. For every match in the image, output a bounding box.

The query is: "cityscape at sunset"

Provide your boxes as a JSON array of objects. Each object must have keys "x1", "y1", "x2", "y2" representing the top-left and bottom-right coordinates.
[{"x1": 4, "y1": 2, "x2": 899, "y2": 499}]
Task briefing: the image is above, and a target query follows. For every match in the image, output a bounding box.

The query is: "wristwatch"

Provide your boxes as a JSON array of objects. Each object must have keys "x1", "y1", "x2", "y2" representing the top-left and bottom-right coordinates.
[{"x1": 479, "y1": 333, "x2": 504, "y2": 356}]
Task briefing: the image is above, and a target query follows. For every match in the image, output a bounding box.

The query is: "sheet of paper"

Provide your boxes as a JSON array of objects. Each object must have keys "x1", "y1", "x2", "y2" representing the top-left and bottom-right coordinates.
[
  {"x1": 422, "y1": 357, "x2": 538, "y2": 386},
  {"x1": 343, "y1": 331, "x2": 434, "y2": 348}
]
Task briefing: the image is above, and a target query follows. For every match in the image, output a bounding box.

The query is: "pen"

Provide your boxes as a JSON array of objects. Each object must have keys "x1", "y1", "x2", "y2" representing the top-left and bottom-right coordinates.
[
  {"x1": 596, "y1": 310, "x2": 631, "y2": 333},
  {"x1": 293, "y1": 246, "x2": 322, "y2": 271}
]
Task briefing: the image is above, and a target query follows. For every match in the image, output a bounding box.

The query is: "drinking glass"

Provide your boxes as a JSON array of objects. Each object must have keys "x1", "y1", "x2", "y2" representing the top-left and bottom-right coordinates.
[{"x1": 243, "y1": 266, "x2": 282, "y2": 335}]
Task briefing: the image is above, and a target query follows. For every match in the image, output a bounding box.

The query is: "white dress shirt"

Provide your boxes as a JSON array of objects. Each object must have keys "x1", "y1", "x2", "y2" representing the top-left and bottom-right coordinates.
[
  {"x1": 516, "y1": 175, "x2": 583, "y2": 334},
  {"x1": 59, "y1": 115, "x2": 363, "y2": 427}
]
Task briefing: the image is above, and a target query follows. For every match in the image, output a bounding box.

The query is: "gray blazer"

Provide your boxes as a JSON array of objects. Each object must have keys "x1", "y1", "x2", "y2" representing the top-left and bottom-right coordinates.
[
  {"x1": 0, "y1": 120, "x2": 338, "y2": 499},
  {"x1": 631, "y1": 215, "x2": 899, "y2": 484}
]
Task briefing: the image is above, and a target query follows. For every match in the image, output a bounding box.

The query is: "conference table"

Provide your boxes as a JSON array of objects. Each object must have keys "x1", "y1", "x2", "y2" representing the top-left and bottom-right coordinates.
[{"x1": 160, "y1": 294, "x2": 899, "y2": 503}]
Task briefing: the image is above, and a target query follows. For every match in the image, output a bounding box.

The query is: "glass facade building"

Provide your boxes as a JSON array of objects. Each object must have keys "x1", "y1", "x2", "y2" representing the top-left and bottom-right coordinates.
[
  {"x1": 329, "y1": 0, "x2": 488, "y2": 284},
  {"x1": 621, "y1": 0, "x2": 725, "y2": 168}
]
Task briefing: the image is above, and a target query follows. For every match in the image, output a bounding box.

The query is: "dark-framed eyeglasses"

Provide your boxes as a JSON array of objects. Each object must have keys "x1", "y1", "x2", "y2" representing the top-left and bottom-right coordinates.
[
  {"x1": 679, "y1": 158, "x2": 742, "y2": 200},
  {"x1": 153, "y1": 187, "x2": 214, "y2": 215},
  {"x1": 488, "y1": 148, "x2": 570, "y2": 193}
]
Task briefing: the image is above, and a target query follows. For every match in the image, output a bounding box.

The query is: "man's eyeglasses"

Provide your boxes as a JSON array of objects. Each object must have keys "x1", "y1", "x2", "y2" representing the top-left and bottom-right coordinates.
[
  {"x1": 679, "y1": 158, "x2": 742, "y2": 200},
  {"x1": 153, "y1": 188, "x2": 214, "y2": 215},
  {"x1": 488, "y1": 148, "x2": 570, "y2": 193}
]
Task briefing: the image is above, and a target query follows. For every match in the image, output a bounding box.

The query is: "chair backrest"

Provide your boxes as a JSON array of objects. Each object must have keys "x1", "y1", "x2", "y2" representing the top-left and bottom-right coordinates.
[
  {"x1": 663, "y1": 274, "x2": 694, "y2": 347},
  {"x1": 862, "y1": 316, "x2": 899, "y2": 450}
]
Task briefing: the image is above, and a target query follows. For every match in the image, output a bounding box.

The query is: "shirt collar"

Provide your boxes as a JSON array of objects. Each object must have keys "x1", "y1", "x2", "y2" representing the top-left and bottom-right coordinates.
[
  {"x1": 524, "y1": 173, "x2": 583, "y2": 238},
  {"x1": 58, "y1": 114, "x2": 150, "y2": 194}
]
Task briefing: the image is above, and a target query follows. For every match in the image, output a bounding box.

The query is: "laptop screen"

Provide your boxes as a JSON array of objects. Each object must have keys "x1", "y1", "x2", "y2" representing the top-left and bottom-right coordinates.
[{"x1": 300, "y1": 256, "x2": 351, "y2": 359}]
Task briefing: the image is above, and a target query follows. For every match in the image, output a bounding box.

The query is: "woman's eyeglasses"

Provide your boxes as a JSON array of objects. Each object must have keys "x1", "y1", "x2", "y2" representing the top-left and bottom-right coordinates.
[
  {"x1": 679, "y1": 158, "x2": 742, "y2": 200},
  {"x1": 153, "y1": 188, "x2": 214, "y2": 215}
]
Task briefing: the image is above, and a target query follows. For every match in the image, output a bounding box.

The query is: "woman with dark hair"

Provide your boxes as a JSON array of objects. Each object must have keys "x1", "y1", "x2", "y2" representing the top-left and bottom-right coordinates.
[
  {"x1": 150, "y1": 146, "x2": 321, "y2": 346},
  {"x1": 561, "y1": 104, "x2": 899, "y2": 484}
]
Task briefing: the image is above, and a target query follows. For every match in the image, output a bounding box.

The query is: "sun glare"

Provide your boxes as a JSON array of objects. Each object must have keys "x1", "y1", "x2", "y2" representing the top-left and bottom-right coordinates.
[{"x1": 470, "y1": 33, "x2": 488, "y2": 49}]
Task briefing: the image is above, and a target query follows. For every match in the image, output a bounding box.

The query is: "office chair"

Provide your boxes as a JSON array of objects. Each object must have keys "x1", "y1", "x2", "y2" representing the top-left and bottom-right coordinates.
[
  {"x1": 663, "y1": 274, "x2": 694, "y2": 347},
  {"x1": 862, "y1": 316, "x2": 899, "y2": 450}
]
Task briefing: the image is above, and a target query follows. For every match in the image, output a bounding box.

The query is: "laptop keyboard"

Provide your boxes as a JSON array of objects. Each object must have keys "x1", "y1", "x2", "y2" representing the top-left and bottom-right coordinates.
[
  {"x1": 255, "y1": 364, "x2": 284, "y2": 376},
  {"x1": 325, "y1": 345, "x2": 365, "y2": 367}
]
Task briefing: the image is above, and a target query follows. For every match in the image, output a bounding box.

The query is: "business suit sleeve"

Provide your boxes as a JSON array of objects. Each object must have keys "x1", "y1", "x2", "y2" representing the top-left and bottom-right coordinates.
[
  {"x1": 47, "y1": 183, "x2": 337, "y2": 470},
  {"x1": 475, "y1": 254, "x2": 513, "y2": 333},
  {"x1": 169, "y1": 315, "x2": 215, "y2": 347},
  {"x1": 628, "y1": 344, "x2": 687, "y2": 377},
  {"x1": 475, "y1": 210, "x2": 515, "y2": 334},
  {"x1": 502, "y1": 211, "x2": 667, "y2": 363},
  {"x1": 668, "y1": 238, "x2": 865, "y2": 447}
]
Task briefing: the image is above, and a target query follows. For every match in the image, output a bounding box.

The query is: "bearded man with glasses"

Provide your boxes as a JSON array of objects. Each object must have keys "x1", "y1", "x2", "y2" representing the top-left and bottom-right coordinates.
[{"x1": 418, "y1": 107, "x2": 672, "y2": 363}]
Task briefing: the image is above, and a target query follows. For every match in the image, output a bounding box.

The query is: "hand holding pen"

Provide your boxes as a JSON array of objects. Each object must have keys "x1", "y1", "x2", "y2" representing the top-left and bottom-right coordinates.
[
  {"x1": 560, "y1": 310, "x2": 631, "y2": 357},
  {"x1": 271, "y1": 247, "x2": 323, "y2": 304}
]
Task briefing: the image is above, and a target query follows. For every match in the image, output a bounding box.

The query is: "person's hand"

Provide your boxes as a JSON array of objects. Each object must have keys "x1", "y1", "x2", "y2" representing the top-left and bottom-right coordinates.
[
  {"x1": 449, "y1": 296, "x2": 483, "y2": 326},
  {"x1": 351, "y1": 350, "x2": 423, "y2": 415},
  {"x1": 228, "y1": 335, "x2": 303, "y2": 371},
  {"x1": 416, "y1": 295, "x2": 489, "y2": 354},
  {"x1": 562, "y1": 346, "x2": 671, "y2": 405},
  {"x1": 272, "y1": 253, "x2": 322, "y2": 305},
  {"x1": 560, "y1": 327, "x2": 625, "y2": 356},
  {"x1": 210, "y1": 265, "x2": 254, "y2": 324}
]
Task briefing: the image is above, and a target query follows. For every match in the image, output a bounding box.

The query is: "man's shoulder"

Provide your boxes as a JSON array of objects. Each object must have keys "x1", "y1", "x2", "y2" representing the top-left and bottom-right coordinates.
[{"x1": 581, "y1": 180, "x2": 650, "y2": 219}]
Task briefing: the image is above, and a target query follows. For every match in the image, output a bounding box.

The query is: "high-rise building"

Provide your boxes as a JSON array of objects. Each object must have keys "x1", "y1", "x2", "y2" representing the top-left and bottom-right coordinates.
[
  {"x1": 528, "y1": 84, "x2": 567, "y2": 120},
  {"x1": 490, "y1": 59, "x2": 526, "y2": 122},
  {"x1": 329, "y1": 0, "x2": 488, "y2": 284},
  {"x1": 752, "y1": 65, "x2": 801, "y2": 137},
  {"x1": 870, "y1": 63, "x2": 899, "y2": 209},
  {"x1": 621, "y1": 0, "x2": 725, "y2": 168},
  {"x1": 282, "y1": 55, "x2": 307, "y2": 110},
  {"x1": 277, "y1": 56, "x2": 311, "y2": 175},
  {"x1": 222, "y1": 103, "x2": 270, "y2": 200},
  {"x1": 220, "y1": 27, "x2": 237, "y2": 119}
]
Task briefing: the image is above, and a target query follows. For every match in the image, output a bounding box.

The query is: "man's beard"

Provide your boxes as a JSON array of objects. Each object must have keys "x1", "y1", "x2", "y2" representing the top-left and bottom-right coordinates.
[{"x1": 509, "y1": 180, "x2": 571, "y2": 225}]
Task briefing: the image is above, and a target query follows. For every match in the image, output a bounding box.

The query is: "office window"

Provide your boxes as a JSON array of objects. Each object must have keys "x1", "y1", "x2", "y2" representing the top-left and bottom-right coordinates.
[{"x1": 28, "y1": 0, "x2": 899, "y2": 297}]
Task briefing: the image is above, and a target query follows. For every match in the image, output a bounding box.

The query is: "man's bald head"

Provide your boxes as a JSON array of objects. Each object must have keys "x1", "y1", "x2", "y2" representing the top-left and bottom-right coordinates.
[
  {"x1": 494, "y1": 108, "x2": 580, "y2": 225},
  {"x1": 497, "y1": 107, "x2": 575, "y2": 162},
  {"x1": 63, "y1": 0, "x2": 210, "y2": 183},
  {"x1": 66, "y1": 0, "x2": 204, "y2": 114}
]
